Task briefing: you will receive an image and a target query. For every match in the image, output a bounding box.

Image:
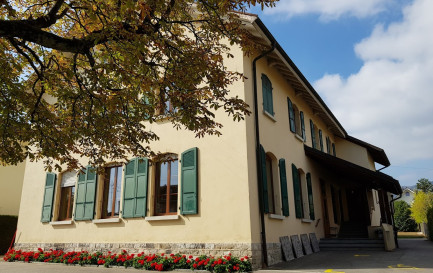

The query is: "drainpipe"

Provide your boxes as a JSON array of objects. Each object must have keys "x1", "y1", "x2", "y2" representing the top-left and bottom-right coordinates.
[
  {"x1": 390, "y1": 193, "x2": 402, "y2": 248},
  {"x1": 376, "y1": 165, "x2": 401, "y2": 247},
  {"x1": 252, "y1": 43, "x2": 275, "y2": 268}
]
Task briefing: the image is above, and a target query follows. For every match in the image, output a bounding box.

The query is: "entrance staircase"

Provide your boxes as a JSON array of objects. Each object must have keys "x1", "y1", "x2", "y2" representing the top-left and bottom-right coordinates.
[{"x1": 320, "y1": 221, "x2": 384, "y2": 251}]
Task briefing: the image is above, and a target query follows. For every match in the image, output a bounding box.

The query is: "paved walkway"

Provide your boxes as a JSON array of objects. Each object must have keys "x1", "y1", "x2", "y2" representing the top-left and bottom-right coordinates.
[
  {"x1": 1, "y1": 239, "x2": 432, "y2": 272},
  {"x1": 258, "y1": 239, "x2": 433, "y2": 273}
]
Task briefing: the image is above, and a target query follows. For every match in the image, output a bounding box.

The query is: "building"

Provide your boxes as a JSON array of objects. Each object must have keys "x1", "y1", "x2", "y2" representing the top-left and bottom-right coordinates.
[
  {"x1": 400, "y1": 187, "x2": 415, "y2": 205},
  {"x1": 14, "y1": 14, "x2": 401, "y2": 268}
]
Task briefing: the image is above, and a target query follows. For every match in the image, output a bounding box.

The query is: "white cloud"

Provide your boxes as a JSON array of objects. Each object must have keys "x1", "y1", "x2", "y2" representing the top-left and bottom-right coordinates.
[
  {"x1": 314, "y1": 0, "x2": 433, "y2": 165},
  {"x1": 264, "y1": 0, "x2": 391, "y2": 20}
]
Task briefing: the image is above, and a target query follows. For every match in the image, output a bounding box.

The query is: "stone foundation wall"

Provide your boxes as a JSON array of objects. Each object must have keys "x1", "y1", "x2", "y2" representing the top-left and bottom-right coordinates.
[
  {"x1": 266, "y1": 242, "x2": 283, "y2": 266},
  {"x1": 14, "y1": 242, "x2": 283, "y2": 269},
  {"x1": 15, "y1": 242, "x2": 264, "y2": 269}
]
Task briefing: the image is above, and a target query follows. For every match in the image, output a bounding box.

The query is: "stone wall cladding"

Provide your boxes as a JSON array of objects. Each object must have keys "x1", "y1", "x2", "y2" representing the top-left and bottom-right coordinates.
[
  {"x1": 265, "y1": 242, "x2": 283, "y2": 266},
  {"x1": 14, "y1": 242, "x2": 261, "y2": 269}
]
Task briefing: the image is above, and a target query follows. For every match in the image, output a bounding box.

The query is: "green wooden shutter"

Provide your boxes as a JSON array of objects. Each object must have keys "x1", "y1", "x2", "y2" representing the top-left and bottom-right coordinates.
[
  {"x1": 326, "y1": 137, "x2": 330, "y2": 154},
  {"x1": 306, "y1": 173, "x2": 315, "y2": 220},
  {"x1": 135, "y1": 158, "x2": 149, "y2": 217},
  {"x1": 332, "y1": 143, "x2": 336, "y2": 156},
  {"x1": 300, "y1": 111, "x2": 306, "y2": 141},
  {"x1": 122, "y1": 158, "x2": 137, "y2": 218},
  {"x1": 41, "y1": 173, "x2": 56, "y2": 223},
  {"x1": 123, "y1": 158, "x2": 149, "y2": 218},
  {"x1": 260, "y1": 145, "x2": 269, "y2": 213},
  {"x1": 279, "y1": 159, "x2": 289, "y2": 216},
  {"x1": 292, "y1": 164, "x2": 303, "y2": 218},
  {"x1": 319, "y1": 130, "x2": 324, "y2": 152},
  {"x1": 310, "y1": 120, "x2": 316, "y2": 149},
  {"x1": 262, "y1": 74, "x2": 274, "y2": 115},
  {"x1": 181, "y1": 147, "x2": 198, "y2": 215},
  {"x1": 74, "y1": 166, "x2": 97, "y2": 220},
  {"x1": 288, "y1": 98, "x2": 295, "y2": 133}
]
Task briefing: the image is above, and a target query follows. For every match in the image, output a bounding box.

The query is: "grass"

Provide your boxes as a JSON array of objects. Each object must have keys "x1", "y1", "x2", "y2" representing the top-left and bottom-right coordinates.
[
  {"x1": 0, "y1": 215, "x2": 18, "y2": 255},
  {"x1": 397, "y1": 232, "x2": 425, "y2": 239}
]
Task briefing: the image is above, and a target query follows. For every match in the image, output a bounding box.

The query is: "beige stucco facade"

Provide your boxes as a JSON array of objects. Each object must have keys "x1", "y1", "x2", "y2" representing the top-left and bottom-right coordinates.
[
  {"x1": 14, "y1": 14, "x2": 401, "y2": 268},
  {"x1": 0, "y1": 162, "x2": 26, "y2": 216}
]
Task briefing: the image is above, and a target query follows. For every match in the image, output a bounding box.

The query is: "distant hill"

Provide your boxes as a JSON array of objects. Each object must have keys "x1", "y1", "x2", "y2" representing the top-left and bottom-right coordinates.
[{"x1": 401, "y1": 185, "x2": 416, "y2": 191}]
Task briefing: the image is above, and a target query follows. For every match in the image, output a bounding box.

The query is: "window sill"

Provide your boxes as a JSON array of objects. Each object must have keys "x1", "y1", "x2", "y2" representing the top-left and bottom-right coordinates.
[
  {"x1": 92, "y1": 218, "x2": 120, "y2": 224},
  {"x1": 294, "y1": 134, "x2": 305, "y2": 142},
  {"x1": 263, "y1": 110, "x2": 276, "y2": 122},
  {"x1": 50, "y1": 220, "x2": 73, "y2": 226},
  {"x1": 301, "y1": 219, "x2": 313, "y2": 223},
  {"x1": 146, "y1": 215, "x2": 179, "y2": 221},
  {"x1": 268, "y1": 214, "x2": 285, "y2": 220}
]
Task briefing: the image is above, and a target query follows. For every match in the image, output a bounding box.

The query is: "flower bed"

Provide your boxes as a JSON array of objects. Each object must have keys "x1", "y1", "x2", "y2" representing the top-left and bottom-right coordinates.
[{"x1": 3, "y1": 249, "x2": 252, "y2": 272}]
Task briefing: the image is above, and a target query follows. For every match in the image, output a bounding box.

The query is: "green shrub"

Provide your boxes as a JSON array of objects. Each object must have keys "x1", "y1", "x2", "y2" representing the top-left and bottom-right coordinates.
[{"x1": 394, "y1": 201, "x2": 417, "y2": 232}]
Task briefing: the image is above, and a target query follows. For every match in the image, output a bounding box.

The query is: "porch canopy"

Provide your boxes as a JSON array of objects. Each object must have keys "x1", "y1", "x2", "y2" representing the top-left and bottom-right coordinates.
[{"x1": 304, "y1": 145, "x2": 402, "y2": 195}]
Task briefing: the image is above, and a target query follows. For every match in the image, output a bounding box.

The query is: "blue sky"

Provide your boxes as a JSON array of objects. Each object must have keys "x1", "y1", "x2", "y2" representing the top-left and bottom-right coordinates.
[{"x1": 250, "y1": 0, "x2": 433, "y2": 186}]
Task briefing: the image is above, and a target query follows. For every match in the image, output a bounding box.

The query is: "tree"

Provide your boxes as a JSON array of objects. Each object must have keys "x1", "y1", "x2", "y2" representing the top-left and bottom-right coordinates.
[
  {"x1": 394, "y1": 201, "x2": 417, "y2": 232},
  {"x1": 411, "y1": 191, "x2": 433, "y2": 224},
  {"x1": 0, "y1": 0, "x2": 277, "y2": 171},
  {"x1": 416, "y1": 178, "x2": 433, "y2": 193}
]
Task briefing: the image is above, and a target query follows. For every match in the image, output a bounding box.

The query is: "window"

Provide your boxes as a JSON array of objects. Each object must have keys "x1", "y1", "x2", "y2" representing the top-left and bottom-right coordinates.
[
  {"x1": 101, "y1": 166, "x2": 122, "y2": 218},
  {"x1": 306, "y1": 173, "x2": 315, "y2": 220},
  {"x1": 262, "y1": 74, "x2": 274, "y2": 116},
  {"x1": 154, "y1": 156, "x2": 179, "y2": 215},
  {"x1": 319, "y1": 130, "x2": 324, "y2": 152},
  {"x1": 292, "y1": 164, "x2": 303, "y2": 218},
  {"x1": 260, "y1": 146, "x2": 284, "y2": 216},
  {"x1": 288, "y1": 97, "x2": 305, "y2": 140},
  {"x1": 292, "y1": 167, "x2": 315, "y2": 220},
  {"x1": 265, "y1": 154, "x2": 276, "y2": 214},
  {"x1": 58, "y1": 171, "x2": 76, "y2": 221},
  {"x1": 300, "y1": 111, "x2": 306, "y2": 141},
  {"x1": 288, "y1": 98, "x2": 296, "y2": 133},
  {"x1": 332, "y1": 143, "x2": 336, "y2": 156},
  {"x1": 405, "y1": 192, "x2": 410, "y2": 197},
  {"x1": 310, "y1": 120, "x2": 318, "y2": 149}
]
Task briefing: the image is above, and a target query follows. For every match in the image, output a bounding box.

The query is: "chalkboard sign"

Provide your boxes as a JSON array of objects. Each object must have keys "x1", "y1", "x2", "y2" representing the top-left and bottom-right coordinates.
[
  {"x1": 279, "y1": 236, "x2": 295, "y2": 261},
  {"x1": 309, "y1": 233, "x2": 320, "y2": 253},
  {"x1": 290, "y1": 235, "x2": 304, "y2": 258},
  {"x1": 300, "y1": 234, "x2": 313, "y2": 255}
]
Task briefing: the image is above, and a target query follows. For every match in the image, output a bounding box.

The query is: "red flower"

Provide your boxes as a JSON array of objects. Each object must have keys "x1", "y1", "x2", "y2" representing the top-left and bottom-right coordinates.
[
  {"x1": 241, "y1": 258, "x2": 244, "y2": 261},
  {"x1": 187, "y1": 260, "x2": 191, "y2": 264},
  {"x1": 244, "y1": 256, "x2": 249, "y2": 259},
  {"x1": 189, "y1": 255, "x2": 193, "y2": 259},
  {"x1": 193, "y1": 263, "x2": 198, "y2": 269},
  {"x1": 195, "y1": 257, "x2": 200, "y2": 262}
]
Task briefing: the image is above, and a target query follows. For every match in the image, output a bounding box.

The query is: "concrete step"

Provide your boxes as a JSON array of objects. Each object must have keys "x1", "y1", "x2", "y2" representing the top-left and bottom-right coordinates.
[
  {"x1": 320, "y1": 238, "x2": 384, "y2": 251},
  {"x1": 320, "y1": 247, "x2": 385, "y2": 251}
]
